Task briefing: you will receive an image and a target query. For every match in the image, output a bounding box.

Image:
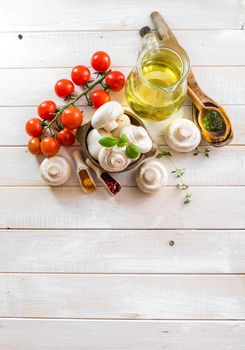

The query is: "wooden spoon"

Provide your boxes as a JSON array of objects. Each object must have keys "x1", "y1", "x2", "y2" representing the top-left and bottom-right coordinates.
[
  {"x1": 187, "y1": 71, "x2": 233, "y2": 145},
  {"x1": 150, "y1": 11, "x2": 233, "y2": 146},
  {"x1": 85, "y1": 158, "x2": 121, "y2": 196},
  {"x1": 72, "y1": 150, "x2": 96, "y2": 194}
]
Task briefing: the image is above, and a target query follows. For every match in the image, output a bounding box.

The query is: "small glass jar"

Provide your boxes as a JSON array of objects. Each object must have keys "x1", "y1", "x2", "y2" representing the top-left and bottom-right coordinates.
[{"x1": 125, "y1": 35, "x2": 190, "y2": 121}]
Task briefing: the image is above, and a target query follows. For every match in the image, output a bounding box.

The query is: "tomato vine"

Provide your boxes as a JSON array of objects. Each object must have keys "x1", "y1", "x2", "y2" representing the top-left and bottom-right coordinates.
[{"x1": 43, "y1": 69, "x2": 111, "y2": 133}]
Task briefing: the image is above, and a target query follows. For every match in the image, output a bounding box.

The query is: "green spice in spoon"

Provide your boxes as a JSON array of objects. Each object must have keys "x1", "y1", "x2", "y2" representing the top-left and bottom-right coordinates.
[{"x1": 203, "y1": 110, "x2": 223, "y2": 132}]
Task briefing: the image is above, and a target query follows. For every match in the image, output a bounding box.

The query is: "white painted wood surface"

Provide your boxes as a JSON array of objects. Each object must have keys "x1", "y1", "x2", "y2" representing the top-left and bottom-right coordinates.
[
  {"x1": 1, "y1": 30, "x2": 245, "y2": 67},
  {"x1": 0, "y1": 0, "x2": 245, "y2": 348},
  {"x1": 0, "y1": 230, "x2": 244, "y2": 273},
  {"x1": 1, "y1": 274, "x2": 245, "y2": 319},
  {"x1": 1, "y1": 187, "x2": 245, "y2": 229},
  {"x1": 0, "y1": 320, "x2": 244, "y2": 350}
]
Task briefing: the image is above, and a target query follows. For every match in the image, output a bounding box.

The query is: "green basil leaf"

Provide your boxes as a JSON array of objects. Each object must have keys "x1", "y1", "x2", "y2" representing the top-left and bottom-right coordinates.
[
  {"x1": 99, "y1": 137, "x2": 118, "y2": 148},
  {"x1": 117, "y1": 133, "x2": 128, "y2": 148},
  {"x1": 126, "y1": 144, "x2": 141, "y2": 159},
  {"x1": 119, "y1": 134, "x2": 128, "y2": 143}
]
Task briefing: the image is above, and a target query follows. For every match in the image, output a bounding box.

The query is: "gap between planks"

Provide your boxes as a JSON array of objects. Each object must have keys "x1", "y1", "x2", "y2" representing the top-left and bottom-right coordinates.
[
  {"x1": 1, "y1": 65, "x2": 245, "y2": 70},
  {"x1": 3, "y1": 28, "x2": 245, "y2": 33},
  {"x1": 0, "y1": 317, "x2": 244, "y2": 321},
  {"x1": 1, "y1": 185, "x2": 245, "y2": 188},
  {"x1": 0, "y1": 272, "x2": 243, "y2": 276},
  {"x1": 1, "y1": 227, "x2": 245, "y2": 231}
]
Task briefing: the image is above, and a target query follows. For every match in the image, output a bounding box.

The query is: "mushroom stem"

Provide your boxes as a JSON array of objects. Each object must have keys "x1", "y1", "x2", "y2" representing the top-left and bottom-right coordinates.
[{"x1": 104, "y1": 120, "x2": 118, "y2": 132}]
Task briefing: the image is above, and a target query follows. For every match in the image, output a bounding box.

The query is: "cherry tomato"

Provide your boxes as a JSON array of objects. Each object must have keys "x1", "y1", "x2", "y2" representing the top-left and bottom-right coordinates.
[
  {"x1": 91, "y1": 89, "x2": 110, "y2": 109},
  {"x1": 61, "y1": 107, "x2": 83, "y2": 129},
  {"x1": 54, "y1": 79, "x2": 74, "y2": 98},
  {"x1": 28, "y1": 137, "x2": 42, "y2": 155},
  {"x1": 40, "y1": 137, "x2": 60, "y2": 157},
  {"x1": 91, "y1": 51, "x2": 111, "y2": 72},
  {"x1": 57, "y1": 127, "x2": 76, "y2": 146},
  {"x1": 25, "y1": 118, "x2": 43, "y2": 137},
  {"x1": 38, "y1": 100, "x2": 57, "y2": 120},
  {"x1": 71, "y1": 65, "x2": 91, "y2": 86},
  {"x1": 105, "y1": 71, "x2": 125, "y2": 91}
]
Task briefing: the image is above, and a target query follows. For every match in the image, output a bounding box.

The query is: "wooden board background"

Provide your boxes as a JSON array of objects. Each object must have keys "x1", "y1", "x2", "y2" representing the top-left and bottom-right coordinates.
[{"x1": 0, "y1": 0, "x2": 245, "y2": 348}]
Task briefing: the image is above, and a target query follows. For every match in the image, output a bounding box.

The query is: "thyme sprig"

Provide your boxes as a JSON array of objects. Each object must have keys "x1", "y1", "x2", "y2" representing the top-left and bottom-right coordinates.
[
  {"x1": 157, "y1": 150, "x2": 191, "y2": 204},
  {"x1": 193, "y1": 147, "x2": 210, "y2": 158}
]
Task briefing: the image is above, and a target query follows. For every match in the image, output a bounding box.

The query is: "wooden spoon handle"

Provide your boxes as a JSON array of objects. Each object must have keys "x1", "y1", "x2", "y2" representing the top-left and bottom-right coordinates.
[
  {"x1": 151, "y1": 11, "x2": 179, "y2": 46},
  {"x1": 188, "y1": 70, "x2": 217, "y2": 108},
  {"x1": 85, "y1": 158, "x2": 102, "y2": 179}
]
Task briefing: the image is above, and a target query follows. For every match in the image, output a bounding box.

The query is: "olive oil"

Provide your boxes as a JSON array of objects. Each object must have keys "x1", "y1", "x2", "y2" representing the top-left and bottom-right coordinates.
[{"x1": 126, "y1": 48, "x2": 187, "y2": 121}]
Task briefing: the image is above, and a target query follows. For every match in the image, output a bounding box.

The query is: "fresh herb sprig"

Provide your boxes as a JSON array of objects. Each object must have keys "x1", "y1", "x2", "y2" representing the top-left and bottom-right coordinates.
[
  {"x1": 99, "y1": 134, "x2": 141, "y2": 159},
  {"x1": 193, "y1": 147, "x2": 210, "y2": 158},
  {"x1": 157, "y1": 150, "x2": 191, "y2": 204}
]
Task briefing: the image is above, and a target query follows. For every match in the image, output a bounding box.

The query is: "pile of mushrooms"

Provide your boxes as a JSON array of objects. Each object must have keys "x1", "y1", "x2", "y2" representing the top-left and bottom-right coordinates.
[{"x1": 87, "y1": 101, "x2": 153, "y2": 172}]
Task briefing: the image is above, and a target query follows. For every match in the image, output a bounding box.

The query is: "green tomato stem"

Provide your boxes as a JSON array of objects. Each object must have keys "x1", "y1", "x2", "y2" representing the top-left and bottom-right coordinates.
[{"x1": 43, "y1": 69, "x2": 111, "y2": 133}]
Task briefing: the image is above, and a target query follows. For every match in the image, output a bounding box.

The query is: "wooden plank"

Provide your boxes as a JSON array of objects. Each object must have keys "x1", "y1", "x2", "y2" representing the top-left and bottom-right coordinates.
[
  {"x1": 1, "y1": 30, "x2": 244, "y2": 68},
  {"x1": 0, "y1": 230, "x2": 244, "y2": 273},
  {"x1": 0, "y1": 67, "x2": 244, "y2": 107},
  {"x1": 1, "y1": 187, "x2": 245, "y2": 229},
  {"x1": 0, "y1": 274, "x2": 245, "y2": 319},
  {"x1": 0, "y1": 320, "x2": 244, "y2": 350},
  {"x1": 1, "y1": 105, "x2": 243, "y2": 145},
  {"x1": 0, "y1": 0, "x2": 244, "y2": 30},
  {"x1": 2, "y1": 146, "x2": 245, "y2": 186}
]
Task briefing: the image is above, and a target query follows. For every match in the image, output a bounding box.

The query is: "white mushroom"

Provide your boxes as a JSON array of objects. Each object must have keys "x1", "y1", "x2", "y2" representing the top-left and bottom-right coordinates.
[
  {"x1": 120, "y1": 125, "x2": 152, "y2": 153},
  {"x1": 165, "y1": 119, "x2": 201, "y2": 153},
  {"x1": 111, "y1": 114, "x2": 131, "y2": 138},
  {"x1": 40, "y1": 156, "x2": 71, "y2": 186},
  {"x1": 91, "y1": 101, "x2": 124, "y2": 132},
  {"x1": 135, "y1": 159, "x2": 168, "y2": 194},
  {"x1": 98, "y1": 146, "x2": 130, "y2": 172},
  {"x1": 87, "y1": 128, "x2": 111, "y2": 160}
]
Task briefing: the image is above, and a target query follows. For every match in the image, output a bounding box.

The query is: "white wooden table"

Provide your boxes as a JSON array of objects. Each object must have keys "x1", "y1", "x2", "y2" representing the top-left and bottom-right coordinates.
[{"x1": 0, "y1": 0, "x2": 245, "y2": 348}]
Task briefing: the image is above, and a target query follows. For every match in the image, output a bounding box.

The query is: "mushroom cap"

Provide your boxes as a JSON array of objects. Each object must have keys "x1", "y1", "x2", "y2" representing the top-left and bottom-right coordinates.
[
  {"x1": 120, "y1": 124, "x2": 152, "y2": 153},
  {"x1": 40, "y1": 156, "x2": 71, "y2": 186},
  {"x1": 87, "y1": 129, "x2": 111, "y2": 161},
  {"x1": 112, "y1": 114, "x2": 131, "y2": 138},
  {"x1": 165, "y1": 119, "x2": 201, "y2": 153},
  {"x1": 136, "y1": 159, "x2": 168, "y2": 194},
  {"x1": 91, "y1": 101, "x2": 124, "y2": 130},
  {"x1": 98, "y1": 146, "x2": 130, "y2": 172}
]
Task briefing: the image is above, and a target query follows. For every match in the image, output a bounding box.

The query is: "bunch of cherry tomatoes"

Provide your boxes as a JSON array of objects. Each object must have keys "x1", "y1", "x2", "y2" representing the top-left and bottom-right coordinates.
[{"x1": 25, "y1": 51, "x2": 125, "y2": 157}]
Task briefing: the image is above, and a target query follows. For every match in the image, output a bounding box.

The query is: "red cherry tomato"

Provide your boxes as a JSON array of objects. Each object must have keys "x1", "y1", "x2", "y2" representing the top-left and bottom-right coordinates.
[
  {"x1": 91, "y1": 51, "x2": 111, "y2": 72},
  {"x1": 28, "y1": 137, "x2": 42, "y2": 155},
  {"x1": 105, "y1": 71, "x2": 125, "y2": 91},
  {"x1": 40, "y1": 137, "x2": 60, "y2": 157},
  {"x1": 54, "y1": 79, "x2": 74, "y2": 98},
  {"x1": 61, "y1": 107, "x2": 83, "y2": 129},
  {"x1": 91, "y1": 89, "x2": 110, "y2": 109},
  {"x1": 57, "y1": 127, "x2": 76, "y2": 146},
  {"x1": 71, "y1": 65, "x2": 91, "y2": 86},
  {"x1": 38, "y1": 100, "x2": 57, "y2": 120},
  {"x1": 25, "y1": 118, "x2": 43, "y2": 137}
]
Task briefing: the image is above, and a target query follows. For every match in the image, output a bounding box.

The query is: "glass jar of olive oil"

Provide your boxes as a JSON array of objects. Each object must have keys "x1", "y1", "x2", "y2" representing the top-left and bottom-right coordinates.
[{"x1": 126, "y1": 45, "x2": 190, "y2": 121}]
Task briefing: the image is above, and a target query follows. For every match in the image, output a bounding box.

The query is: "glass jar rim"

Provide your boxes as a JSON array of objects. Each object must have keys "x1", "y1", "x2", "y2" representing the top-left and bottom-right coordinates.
[{"x1": 137, "y1": 46, "x2": 190, "y2": 92}]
